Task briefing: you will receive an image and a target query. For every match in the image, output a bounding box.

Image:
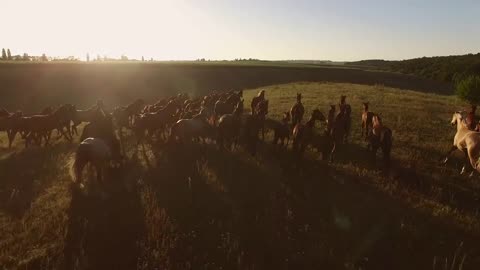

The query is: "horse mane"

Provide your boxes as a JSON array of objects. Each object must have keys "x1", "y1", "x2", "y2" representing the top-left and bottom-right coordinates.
[{"x1": 373, "y1": 115, "x2": 383, "y2": 128}]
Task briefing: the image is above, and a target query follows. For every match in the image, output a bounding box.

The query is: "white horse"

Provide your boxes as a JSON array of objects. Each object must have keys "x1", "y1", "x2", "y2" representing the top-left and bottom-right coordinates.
[{"x1": 443, "y1": 112, "x2": 480, "y2": 175}]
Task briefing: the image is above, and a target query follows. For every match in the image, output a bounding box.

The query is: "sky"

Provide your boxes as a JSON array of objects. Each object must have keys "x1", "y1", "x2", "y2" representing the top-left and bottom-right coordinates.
[{"x1": 1, "y1": 0, "x2": 479, "y2": 61}]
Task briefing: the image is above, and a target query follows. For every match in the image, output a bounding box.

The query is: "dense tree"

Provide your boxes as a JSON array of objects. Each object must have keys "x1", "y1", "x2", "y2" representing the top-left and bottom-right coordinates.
[
  {"x1": 41, "y1": 53, "x2": 48, "y2": 61},
  {"x1": 142, "y1": 56, "x2": 144, "y2": 61},
  {"x1": 86, "y1": 53, "x2": 90, "y2": 62},
  {"x1": 1, "y1": 48, "x2": 6, "y2": 60},
  {"x1": 455, "y1": 75, "x2": 480, "y2": 105},
  {"x1": 23, "y1": 53, "x2": 29, "y2": 61},
  {"x1": 7, "y1": 49, "x2": 12, "y2": 60},
  {"x1": 348, "y1": 53, "x2": 480, "y2": 83}
]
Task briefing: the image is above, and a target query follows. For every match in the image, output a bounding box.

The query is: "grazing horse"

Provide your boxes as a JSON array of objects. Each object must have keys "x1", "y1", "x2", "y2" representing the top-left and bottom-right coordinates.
[
  {"x1": 292, "y1": 109, "x2": 326, "y2": 158},
  {"x1": 217, "y1": 100, "x2": 244, "y2": 150},
  {"x1": 367, "y1": 115, "x2": 393, "y2": 166},
  {"x1": 339, "y1": 95, "x2": 352, "y2": 143},
  {"x1": 465, "y1": 105, "x2": 477, "y2": 131},
  {"x1": 290, "y1": 93, "x2": 305, "y2": 128},
  {"x1": 443, "y1": 112, "x2": 480, "y2": 175},
  {"x1": 361, "y1": 102, "x2": 375, "y2": 139},
  {"x1": 251, "y1": 90, "x2": 266, "y2": 114}
]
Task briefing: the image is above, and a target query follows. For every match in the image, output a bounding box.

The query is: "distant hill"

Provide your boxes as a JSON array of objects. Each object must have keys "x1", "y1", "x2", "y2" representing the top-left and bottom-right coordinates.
[{"x1": 347, "y1": 53, "x2": 480, "y2": 82}]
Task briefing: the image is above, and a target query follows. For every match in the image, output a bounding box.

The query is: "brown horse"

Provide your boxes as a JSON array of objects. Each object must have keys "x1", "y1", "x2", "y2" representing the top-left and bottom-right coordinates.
[
  {"x1": 18, "y1": 104, "x2": 76, "y2": 147},
  {"x1": 367, "y1": 115, "x2": 393, "y2": 166},
  {"x1": 292, "y1": 109, "x2": 326, "y2": 158},
  {"x1": 253, "y1": 99, "x2": 269, "y2": 140},
  {"x1": 466, "y1": 105, "x2": 477, "y2": 131},
  {"x1": 133, "y1": 105, "x2": 176, "y2": 144},
  {"x1": 361, "y1": 102, "x2": 375, "y2": 139},
  {"x1": 214, "y1": 92, "x2": 241, "y2": 120},
  {"x1": 251, "y1": 90, "x2": 266, "y2": 114},
  {"x1": 264, "y1": 112, "x2": 291, "y2": 147},
  {"x1": 339, "y1": 95, "x2": 352, "y2": 143},
  {"x1": 329, "y1": 106, "x2": 351, "y2": 162},
  {"x1": 326, "y1": 105, "x2": 336, "y2": 134},
  {"x1": 290, "y1": 93, "x2": 305, "y2": 128},
  {"x1": 217, "y1": 100, "x2": 244, "y2": 150},
  {"x1": 72, "y1": 106, "x2": 103, "y2": 135}
]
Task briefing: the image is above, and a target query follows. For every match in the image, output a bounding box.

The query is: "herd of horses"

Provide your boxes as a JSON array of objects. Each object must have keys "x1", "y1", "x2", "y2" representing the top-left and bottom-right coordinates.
[{"x1": 0, "y1": 89, "x2": 395, "y2": 183}]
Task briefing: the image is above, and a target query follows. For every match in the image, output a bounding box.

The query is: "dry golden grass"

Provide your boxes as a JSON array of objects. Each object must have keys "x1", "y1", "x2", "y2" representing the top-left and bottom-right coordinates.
[{"x1": 0, "y1": 82, "x2": 479, "y2": 269}]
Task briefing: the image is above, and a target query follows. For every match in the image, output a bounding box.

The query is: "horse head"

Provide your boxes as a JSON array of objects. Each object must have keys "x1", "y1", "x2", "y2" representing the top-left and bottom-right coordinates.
[
  {"x1": 451, "y1": 111, "x2": 464, "y2": 127},
  {"x1": 362, "y1": 102, "x2": 369, "y2": 110}
]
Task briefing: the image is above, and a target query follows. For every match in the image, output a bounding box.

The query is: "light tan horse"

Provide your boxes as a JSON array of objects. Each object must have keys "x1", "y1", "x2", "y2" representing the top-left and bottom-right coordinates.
[{"x1": 443, "y1": 112, "x2": 480, "y2": 175}]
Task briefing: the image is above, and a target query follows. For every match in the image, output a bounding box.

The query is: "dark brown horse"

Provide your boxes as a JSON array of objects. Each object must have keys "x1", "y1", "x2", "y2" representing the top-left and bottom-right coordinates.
[
  {"x1": 74, "y1": 114, "x2": 122, "y2": 184},
  {"x1": 264, "y1": 112, "x2": 291, "y2": 147},
  {"x1": 290, "y1": 93, "x2": 305, "y2": 128},
  {"x1": 217, "y1": 100, "x2": 244, "y2": 150},
  {"x1": 326, "y1": 105, "x2": 336, "y2": 134},
  {"x1": 338, "y1": 95, "x2": 352, "y2": 143},
  {"x1": 367, "y1": 115, "x2": 393, "y2": 166},
  {"x1": 292, "y1": 109, "x2": 326, "y2": 158},
  {"x1": 466, "y1": 105, "x2": 477, "y2": 131},
  {"x1": 251, "y1": 90, "x2": 266, "y2": 114},
  {"x1": 253, "y1": 99, "x2": 269, "y2": 140},
  {"x1": 361, "y1": 102, "x2": 375, "y2": 139},
  {"x1": 214, "y1": 92, "x2": 241, "y2": 120},
  {"x1": 18, "y1": 104, "x2": 76, "y2": 147}
]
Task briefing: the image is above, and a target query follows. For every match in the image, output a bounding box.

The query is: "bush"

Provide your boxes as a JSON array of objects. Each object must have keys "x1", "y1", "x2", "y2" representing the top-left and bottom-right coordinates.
[{"x1": 455, "y1": 75, "x2": 480, "y2": 105}]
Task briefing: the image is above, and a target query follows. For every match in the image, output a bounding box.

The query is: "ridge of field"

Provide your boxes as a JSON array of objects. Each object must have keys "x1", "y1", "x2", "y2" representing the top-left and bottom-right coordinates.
[
  {"x1": 0, "y1": 62, "x2": 452, "y2": 113},
  {"x1": 1, "y1": 82, "x2": 479, "y2": 269}
]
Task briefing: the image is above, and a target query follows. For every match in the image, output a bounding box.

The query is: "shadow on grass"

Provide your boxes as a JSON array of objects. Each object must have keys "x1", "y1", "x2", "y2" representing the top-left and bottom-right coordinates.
[
  {"x1": 0, "y1": 143, "x2": 76, "y2": 217},
  {"x1": 131, "y1": 141, "x2": 480, "y2": 269}
]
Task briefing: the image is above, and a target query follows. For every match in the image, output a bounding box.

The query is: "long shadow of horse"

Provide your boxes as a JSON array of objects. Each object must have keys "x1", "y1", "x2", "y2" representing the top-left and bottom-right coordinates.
[
  {"x1": 63, "y1": 159, "x2": 146, "y2": 269},
  {"x1": 0, "y1": 143, "x2": 76, "y2": 217},
  {"x1": 145, "y1": 141, "x2": 480, "y2": 269}
]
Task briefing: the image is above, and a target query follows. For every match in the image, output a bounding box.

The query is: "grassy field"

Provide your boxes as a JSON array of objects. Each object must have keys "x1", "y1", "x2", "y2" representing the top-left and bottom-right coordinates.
[
  {"x1": 0, "y1": 62, "x2": 452, "y2": 113},
  {"x1": 1, "y1": 82, "x2": 479, "y2": 269}
]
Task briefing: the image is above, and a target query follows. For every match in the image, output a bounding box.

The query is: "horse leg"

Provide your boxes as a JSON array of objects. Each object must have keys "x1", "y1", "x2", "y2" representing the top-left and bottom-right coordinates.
[
  {"x1": 329, "y1": 142, "x2": 336, "y2": 163},
  {"x1": 442, "y1": 145, "x2": 458, "y2": 164}
]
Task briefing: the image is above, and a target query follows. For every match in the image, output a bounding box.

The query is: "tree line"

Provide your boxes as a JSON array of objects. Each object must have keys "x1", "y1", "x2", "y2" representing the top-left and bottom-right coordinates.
[
  {"x1": 1, "y1": 48, "x2": 51, "y2": 62},
  {"x1": 348, "y1": 53, "x2": 480, "y2": 83}
]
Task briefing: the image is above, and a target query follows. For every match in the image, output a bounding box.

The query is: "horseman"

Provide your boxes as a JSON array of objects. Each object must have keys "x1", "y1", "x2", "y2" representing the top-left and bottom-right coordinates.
[
  {"x1": 290, "y1": 93, "x2": 305, "y2": 128},
  {"x1": 466, "y1": 104, "x2": 477, "y2": 131}
]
